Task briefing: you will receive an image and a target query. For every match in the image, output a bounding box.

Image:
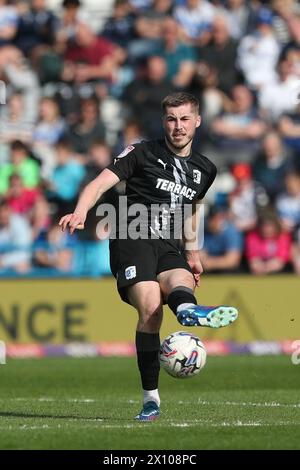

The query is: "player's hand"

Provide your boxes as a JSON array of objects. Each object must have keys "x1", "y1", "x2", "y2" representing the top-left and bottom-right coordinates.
[
  {"x1": 193, "y1": 272, "x2": 201, "y2": 286},
  {"x1": 185, "y1": 250, "x2": 203, "y2": 287},
  {"x1": 59, "y1": 213, "x2": 86, "y2": 234}
]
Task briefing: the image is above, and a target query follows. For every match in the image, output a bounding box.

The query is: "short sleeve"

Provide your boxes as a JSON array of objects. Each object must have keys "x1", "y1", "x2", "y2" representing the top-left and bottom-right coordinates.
[
  {"x1": 198, "y1": 162, "x2": 217, "y2": 200},
  {"x1": 225, "y1": 224, "x2": 243, "y2": 251},
  {"x1": 107, "y1": 145, "x2": 142, "y2": 181}
]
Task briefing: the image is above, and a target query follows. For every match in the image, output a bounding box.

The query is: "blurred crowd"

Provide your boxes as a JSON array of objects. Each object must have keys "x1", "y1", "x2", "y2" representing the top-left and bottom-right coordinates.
[{"x1": 0, "y1": 0, "x2": 300, "y2": 277}]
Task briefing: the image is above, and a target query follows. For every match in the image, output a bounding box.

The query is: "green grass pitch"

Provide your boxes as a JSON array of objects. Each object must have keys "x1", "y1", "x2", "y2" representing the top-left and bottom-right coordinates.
[{"x1": 0, "y1": 355, "x2": 299, "y2": 450}]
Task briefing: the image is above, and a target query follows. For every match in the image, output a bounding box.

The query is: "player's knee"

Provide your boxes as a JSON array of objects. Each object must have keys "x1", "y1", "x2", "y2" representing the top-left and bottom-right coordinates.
[
  {"x1": 176, "y1": 273, "x2": 195, "y2": 290},
  {"x1": 139, "y1": 303, "x2": 162, "y2": 326},
  {"x1": 162, "y1": 273, "x2": 195, "y2": 296}
]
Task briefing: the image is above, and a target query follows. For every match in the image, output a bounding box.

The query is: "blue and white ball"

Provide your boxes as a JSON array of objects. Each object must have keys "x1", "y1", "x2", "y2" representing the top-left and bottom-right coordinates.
[{"x1": 159, "y1": 331, "x2": 207, "y2": 378}]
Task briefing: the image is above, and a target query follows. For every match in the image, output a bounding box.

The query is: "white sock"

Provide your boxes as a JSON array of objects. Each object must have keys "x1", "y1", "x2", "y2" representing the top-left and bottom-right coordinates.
[
  {"x1": 143, "y1": 389, "x2": 160, "y2": 406},
  {"x1": 177, "y1": 302, "x2": 196, "y2": 313}
]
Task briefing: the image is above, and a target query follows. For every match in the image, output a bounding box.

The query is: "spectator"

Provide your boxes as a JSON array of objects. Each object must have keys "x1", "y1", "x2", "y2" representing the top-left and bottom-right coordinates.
[
  {"x1": 49, "y1": 82, "x2": 94, "y2": 126},
  {"x1": 47, "y1": 138, "x2": 86, "y2": 213},
  {"x1": 0, "y1": 45, "x2": 40, "y2": 148},
  {"x1": 210, "y1": 84, "x2": 266, "y2": 165},
  {"x1": 245, "y1": 210, "x2": 291, "y2": 274},
  {"x1": 33, "y1": 216, "x2": 76, "y2": 273},
  {"x1": 4, "y1": 172, "x2": 40, "y2": 215},
  {"x1": 102, "y1": 0, "x2": 136, "y2": 48},
  {"x1": 271, "y1": 0, "x2": 300, "y2": 47},
  {"x1": 0, "y1": 0, "x2": 18, "y2": 46},
  {"x1": 33, "y1": 97, "x2": 66, "y2": 178},
  {"x1": 129, "y1": 0, "x2": 152, "y2": 12},
  {"x1": 188, "y1": 62, "x2": 232, "y2": 140},
  {"x1": 221, "y1": 0, "x2": 256, "y2": 41},
  {"x1": 259, "y1": 56, "x2": 300, "y2": 123},
  {"x1": 3, "y1": 173, "x2": 49, "y2": 239},
  {"x1": 14, "y1": 0, "x2": 58, "y2": 57},
  {"x1": 174, "y1": 0, "x2": 215, "y2": 46},
  {"x1": 153, "y1": 0, "x2": 173, "y2": 16},
  {"x1": 0, "y1": 140, "x2": 40, "y2": 194},
  {"x1": 83, "y1": 139, "x2": 123, "y2": 203},
  {"x1": 55, "y1": 0, "x2": 88, "y2": 47},
  {"x1": 0, "y1": 92, "x2": 34, "y2": 148},
  {"x1": 114, "y1": 119, "x2": 145, "y2": 155},
  {"x1": 229, "y1": 163, "x2": 259, "y2": 233},
  {"x1": 30, "y1": 191, "x2": 50, "y2": 241},
  {"x1": 33, "y1": 96, "x2": 66, "y2": 146},
  {"x1": 237, "y1": 7, "x2": 280, "y2": 90},
  {"x1": 197, "y1": 15, "x2": 239, "y2": 95},
  {"x1": 0, "y1": 44, "x2": 40, "y2": 158},
  {"x1": 253, "y1": 131, "x2": 293, "y2": 201},
  {"x1": 158, "y1": 16, "x2": 196, "y2": 89},
  {"x1": 279, "y1": 102, "x2": 300, "y2": 157},
  {"x1": 79, "y1": 140, "x2": 121, "y2": 240},
  {"x1": 280, "y1": 9, "x2": 300, "y2": 76},
  {"x1": 128, "y1": 0, "x2": 170, "y2": 63},
  {"x1": 122, "y1": 55, "x2": 175, "y2": 138},
  {"x1": 205, "y1": 164, "x2": 236, "y2": 207},
  {"x1": 82, "y1": 140, "x2": 112, "y2": 185},
  {"x1": 0, "y1": 199, "x2": 32, "y2": 273},
  {"x1": 200, "y1": 205, "x2": 243, "y2": 273},
  {"x1": 64, "y1": 22, "x2": 125, "y2": 85},
  {"x1": 276, "y1": 171, "x2": 300, "y2": 232},
  {"x1": 66, "y1": 96, "x2": 106, "y2": 155}
]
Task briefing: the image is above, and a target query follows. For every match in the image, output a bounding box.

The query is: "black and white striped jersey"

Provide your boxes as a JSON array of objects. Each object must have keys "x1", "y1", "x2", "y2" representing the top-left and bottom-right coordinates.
[{"x1": 107, "y1": 139, "x2": 217, "y2": 239}]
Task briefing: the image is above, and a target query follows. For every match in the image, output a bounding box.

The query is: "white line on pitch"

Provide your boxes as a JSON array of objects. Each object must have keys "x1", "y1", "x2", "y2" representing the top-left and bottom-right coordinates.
[
  {"x1": 1, "y1": 397, "x2": 300, "y2": 410},
  {"x1": 0, "y1": 420, "x2": 299, "y2": 431}
]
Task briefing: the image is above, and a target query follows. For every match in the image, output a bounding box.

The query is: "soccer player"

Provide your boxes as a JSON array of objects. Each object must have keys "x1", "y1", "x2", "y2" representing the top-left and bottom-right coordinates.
[{"x1": 59, "y1": 92, "x2": 238, "y2": 421}]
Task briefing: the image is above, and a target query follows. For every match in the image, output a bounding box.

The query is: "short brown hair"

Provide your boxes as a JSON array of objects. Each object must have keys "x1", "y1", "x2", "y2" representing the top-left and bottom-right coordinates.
[
  {"x1": 162, "y1": 92, "x2": 200, "y2": 115},
  {"x1": 258, "y1": 209, "x2": 282, "y2": 236},
  {"x1": 11, "y1": 140, "x2": 29, "y2": 154}
]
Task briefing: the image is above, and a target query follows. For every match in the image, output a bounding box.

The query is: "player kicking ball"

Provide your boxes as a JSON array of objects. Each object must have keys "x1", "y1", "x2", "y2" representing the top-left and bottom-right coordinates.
[{"x1": 59, "y1": 92, "x2": 238, "y2": 422}]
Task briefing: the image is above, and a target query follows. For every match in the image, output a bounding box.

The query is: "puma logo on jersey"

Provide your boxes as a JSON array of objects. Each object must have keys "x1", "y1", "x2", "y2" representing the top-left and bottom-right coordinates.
[
  {"x1": 158, "y1": 159, "x2": 167, "y2": 170},
  {"x1": 156, "y1": 178, "x2": 196, "y2": 200}
]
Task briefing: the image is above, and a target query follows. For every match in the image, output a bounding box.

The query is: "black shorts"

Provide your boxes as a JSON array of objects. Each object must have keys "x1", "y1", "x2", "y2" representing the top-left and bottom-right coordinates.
[{"x1": 109, "y1": 238, "x2": 192, "y2": 304}]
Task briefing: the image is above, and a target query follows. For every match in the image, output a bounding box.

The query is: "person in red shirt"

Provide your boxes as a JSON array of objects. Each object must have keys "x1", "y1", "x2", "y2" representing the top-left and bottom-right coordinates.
[
  {"x1": 4, "y1": 173, "x2": 50, "y2": 239},
  {"x1": 245, "y1": 210, "x2": 291, "y2": 275},
  {"x1": 64, "y1": 22, "x2": 126, "y2": 83},
  {"x1": 5, "y1": 173, "x2": 40, "y2": 215}
]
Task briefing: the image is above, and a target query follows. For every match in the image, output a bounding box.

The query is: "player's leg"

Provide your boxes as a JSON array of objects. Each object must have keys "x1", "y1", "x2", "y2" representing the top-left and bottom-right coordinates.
[
  {"x1": 109, "y1": 239, "x2": 163, "y2": 420},
  {"x1": 127, "y1": 281, "x2": 163, "y2": 421},
  {"x1": 158, "y1": 268, "x2": 238, "y2": 328}
]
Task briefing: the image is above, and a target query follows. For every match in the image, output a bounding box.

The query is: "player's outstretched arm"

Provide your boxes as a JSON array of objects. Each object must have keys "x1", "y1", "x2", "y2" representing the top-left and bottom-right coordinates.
[{"x1": 59, "y1": 169, "x2": 120, "y2": 234}]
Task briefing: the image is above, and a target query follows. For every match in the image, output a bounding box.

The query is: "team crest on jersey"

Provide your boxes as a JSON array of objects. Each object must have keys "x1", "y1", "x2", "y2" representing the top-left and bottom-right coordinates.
[
  {"x1": 125, "y1": 265, "x2": 136, "y2": 280},
  {"x1": 114, "y1": 146, "x2": 135, "y2": 164},
  {"x1": 193, "y1": 170, "x2": 201, "y2": 184}
]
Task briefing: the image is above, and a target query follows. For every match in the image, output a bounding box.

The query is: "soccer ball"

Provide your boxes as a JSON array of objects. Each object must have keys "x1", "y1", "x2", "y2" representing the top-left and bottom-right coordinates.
[{"x1": 159, "y1": 331, "x2": 207, "y2": 378}]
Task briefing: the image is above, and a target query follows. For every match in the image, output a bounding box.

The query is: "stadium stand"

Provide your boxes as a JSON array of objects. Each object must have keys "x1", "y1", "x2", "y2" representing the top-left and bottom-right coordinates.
[{"x1": 1, "y1": 0, "x2": 300, "y2": 277}]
